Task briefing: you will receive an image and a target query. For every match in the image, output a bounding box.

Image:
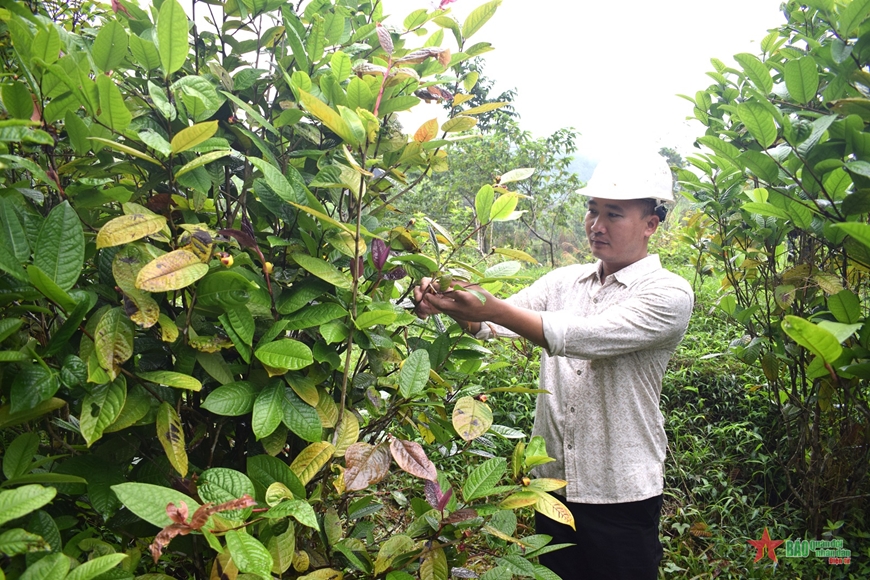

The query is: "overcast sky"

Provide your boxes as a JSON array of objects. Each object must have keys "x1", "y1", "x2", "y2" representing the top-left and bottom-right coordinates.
[{"x1": 400, "y1": 0, "x2": 788, "y2": 159}]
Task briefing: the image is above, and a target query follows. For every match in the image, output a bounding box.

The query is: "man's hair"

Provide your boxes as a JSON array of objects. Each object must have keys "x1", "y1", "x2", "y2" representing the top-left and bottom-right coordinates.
[{"x1": 639, "y1": 198, "x2": 668, "y2": 222}]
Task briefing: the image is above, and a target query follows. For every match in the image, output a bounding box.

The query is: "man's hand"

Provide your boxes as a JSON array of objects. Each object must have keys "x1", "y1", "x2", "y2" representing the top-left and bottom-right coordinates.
[{"x1": 413, "y1": 277, "x2": 497, "y2": 322}]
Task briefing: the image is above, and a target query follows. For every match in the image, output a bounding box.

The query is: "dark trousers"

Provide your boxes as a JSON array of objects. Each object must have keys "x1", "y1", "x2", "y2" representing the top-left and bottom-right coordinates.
[{"x1": 534, "y1": 493, "x2": 663, "y2": 580}]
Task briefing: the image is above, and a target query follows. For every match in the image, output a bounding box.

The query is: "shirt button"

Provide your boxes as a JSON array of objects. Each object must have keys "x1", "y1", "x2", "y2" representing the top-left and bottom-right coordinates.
[
  {"x1": 593, "y1": 297, "x2": 598, "y2": 303},
  {"x1": 570, "y1": 406, "x2": 575, "y2": 413},
  {"x1": 567, "y1": 444, "x2": 573, "y2": 450},
  {"x1": 576, "y1": 369, "x2": 583, "y2": 376}
]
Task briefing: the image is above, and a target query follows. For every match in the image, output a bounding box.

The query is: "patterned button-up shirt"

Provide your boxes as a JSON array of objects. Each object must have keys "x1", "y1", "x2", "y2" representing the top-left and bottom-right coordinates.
[{"x1": 476, "y1": 255, "x2": 693, "y2": 503}]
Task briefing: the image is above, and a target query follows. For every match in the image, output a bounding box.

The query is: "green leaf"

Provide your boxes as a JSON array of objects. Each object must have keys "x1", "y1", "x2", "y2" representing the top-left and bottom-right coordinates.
[
  {"x1": 737, "y1": 101, "x2": 777, "y2": 148},
  {"x1": 96, "y1": 75, "x2": 132, "y2": 132},
  {"x1": 297, "y1": 89, "x2": 360, "y2": 145},
  {"x1": 33, "y1": 201, "x2": 83, "y2": 292},
  {"x1": 837, "y1": 0, "x2": 870, "y2": 36},
  {"x1": 197, "y1": 270, "x2": 254, "y2": 308},
  {"x1": 176, "y1": 149, "x2": 232, "y2": 177},
  {"x1": 781, "y1": 315, "x2": 842, "y2": 364},
  {"x1": 0, "y1": 485, "x2": 56, "y2": 527},
  {"x1": 252, "y1": 382, "x2": 285, "y2": 440},
  {"x1": 130, "y1": 34, "x2": 161, "y2": 71},
  {"x1": 198, "y1": 468, "x2": 255, "y2": 520},
  {"x1": 1, "y1": 81, "x2": 34, "y2": 119},
  {"x1": 27, "y1": 265, "x2": 76, "y2": 312},
  {"x1": 828, "y1": 289, "x2": 861, "y2": 324},
  {"x1": 264, "y1": 498, "x2": 318, "y2": 528},
  {"x1": 112, "y1": 483, "x2": 201, "y2": 528},
  {"x1": 202, "y1": 381, "x2": 256, "y2": 416},
  {"x1": 739, "y1": 150, "x2": 779, "y2": 183},
  {"x1": 734, "y1": 53, "x2": 773, "y2": 94},
  {"x1": 742, "y1": 202, "x2": 789, "y2": 220},
  {"x1": 92, "y1": 20, "x2": 128, "y2": 73},
  {"x1": 96, "y1": 214, "x2": 167, "y2": 249},
  {"x1": 88, "y1": 137, "x2": 162, "y2": 165},
  {"x1": 0, "y1": 399, "x2": 66, "y2": 430},
  {"x1": 282, "y1": 387, "x2": 322, "y2": 442},
  {"x1": 282, "y1": 302, "x2": 347, "y2": 330},
  {"x1": 156, "y1": 401, "x2": 188, "y2": 477},
  {"x1": 32, "y1": 24, "x2": 60, "y2": 65},
  {"x1": 80, "y1": 377, "x2": 126, "y2": 447},
  {"x1": 10, "y1": 364, "x2": 59, "y2": 415},
  {"x1": 255, "y1": 339, "x2": 313, "y2": 373},
  {"x1": 15, "y1": 552, "x2": 68, "y2": 580},
  {"x1": 475, "y1": 184, "x2": 494, "y2": 224},
  {"x1": 462, "y1": 457, "x2": 506, "y2": 501},
  {"x1": 138, "y1": 371, "x2": 202, "y2": 391},
  {"x1": 452, "y1": 395, "x2": 493, "y2": 441},
  {"x1": 441, "y1": 115, "x2": 477, "y2": 133},
  {"x1": 399, "y1": 349, "x2": 430, "y2": 399},
  {"x1": 697, "y1": 135, "x2": 741, "y2": 162},
  {"x1": 136, "y1": 250, "x2": 209, "y2": 292},
  {"x1": 0, "y1": 528, "x2": 50, "y2": 555},
  {"x1": 290, "y1": 252, "x2": 351, "y2": 289},
  {"x1": 832, "y1": 221, "x2": 870, "y2": 250},
  {"x1": 219, "y1": 91, "x2": 278, "y2": 135},
  {"x1": 461, "y1": 0, "x2": 501, "y2": 39},
  {"x1": 490, "y1": 192, "x2": 520, "y2": 221},
  {"x1": 784, "y1": 57, "x2": 819, "y2": 105},
  {"x1": 330, "y1": 51, "x2": 352, "y2": 82},
  {"x1": 157, "y1": 0, "x2": 189, "y2": 75},
  {"x1": 2, "y1": 432, "x2": 39, "y2": 480},
  {"x1": 0, "y1": 197, "x2": 30, "y2": 263},
  {"x1": 225, "y1": 530, "x2": 273, "y2": 579},
  {"x1": 247, "y1": 455, "x2": 306, "y2": 500},
  {"x1": 64, "y1": 554, "x2": 127, "y2": 580},
  {"x1": 354, "y1": 309, "x2": 397, "y2": 329}
]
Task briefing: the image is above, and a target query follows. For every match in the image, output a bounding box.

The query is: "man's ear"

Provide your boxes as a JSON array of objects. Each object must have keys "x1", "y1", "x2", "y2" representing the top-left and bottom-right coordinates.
[{"x1": 644, "y1": 215, "x2": 660, "y2": 237}]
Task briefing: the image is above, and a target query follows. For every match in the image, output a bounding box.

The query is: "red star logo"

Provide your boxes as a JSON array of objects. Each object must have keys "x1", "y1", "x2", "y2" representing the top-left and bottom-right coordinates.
[{"x1": 748, "y1": 528, "x2": 784, "y2": 562}]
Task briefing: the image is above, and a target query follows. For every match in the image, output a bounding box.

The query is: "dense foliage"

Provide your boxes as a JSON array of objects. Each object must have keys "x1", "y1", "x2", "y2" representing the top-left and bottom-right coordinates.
[
  {"x1": 678, "y1": 0, "x2": 870, "y2": 574},
  {"x1": 0, "y1": 1, "x2": 575, "y2": 579}
]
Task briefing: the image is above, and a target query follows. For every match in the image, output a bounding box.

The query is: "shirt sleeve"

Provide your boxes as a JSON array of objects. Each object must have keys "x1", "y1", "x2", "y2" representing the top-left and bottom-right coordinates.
[
  {"x1": 473, "y1": 270, "x2": 558, "y2": 342},
  {"x1": 541, "y1": 278, "x2": 694, "y2": 359}
]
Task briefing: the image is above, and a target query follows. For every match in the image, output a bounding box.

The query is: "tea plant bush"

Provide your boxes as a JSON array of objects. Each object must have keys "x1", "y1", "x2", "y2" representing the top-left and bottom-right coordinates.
[
  {"x1": 678, "y1": 0, "x2": 870, "y2": 572},
  {"x1": 0, "y1": 1, "x2": 575, "y2": 579}
]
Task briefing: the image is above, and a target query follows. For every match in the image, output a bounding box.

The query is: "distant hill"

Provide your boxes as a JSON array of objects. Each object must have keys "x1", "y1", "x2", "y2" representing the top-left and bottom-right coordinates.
[{"x1": 567, "y1": 153, "x2": 598, "y2": 184}]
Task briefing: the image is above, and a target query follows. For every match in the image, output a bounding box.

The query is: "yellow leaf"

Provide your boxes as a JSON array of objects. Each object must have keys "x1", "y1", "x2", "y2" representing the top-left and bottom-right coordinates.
[
  {"x1": 493, "y1": 247, "x2": 539, "y2": 264},
  {"x1": 157, "y1": 401, "x2": 188, "y2": 477},
  {"x1": 170, "y1": 120, "x2": 219, "y2": 154},
  {"x1": 414, "y1": 118, "x2": 439, "y2": 143},
  {"x1": 96, "y1": 214, "x2": 168, "y2": 248},
  {"x1": 452, "y1": 396, "x2": 493, "y2": 441},
  {"x1": 135, "y1": 249, "x2": 209, "y2": 292},
  {"x1": 499, "y1": 491, "x2": 539, "y2": 509},
  {"x1": 332, "y1": 412, "x2": 359, "y2": 457},
  {"x1": 462, "y1": 102, "x2": 508, "y2": 115},
  {"x1": 532, "y1": 489, "x2": 575, "y2": 530},
  {"x1": 290, "y1": 441, "x2": 335, "y2": 485}
]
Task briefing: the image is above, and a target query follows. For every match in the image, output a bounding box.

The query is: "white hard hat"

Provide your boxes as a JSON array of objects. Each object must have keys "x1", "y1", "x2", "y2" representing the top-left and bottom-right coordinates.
[{"x1": 577, "y1": 150, "x2": 674, "y2": 203}]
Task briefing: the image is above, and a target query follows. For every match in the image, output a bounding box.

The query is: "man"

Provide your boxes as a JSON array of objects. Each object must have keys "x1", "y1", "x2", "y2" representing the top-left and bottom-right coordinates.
[{"x1": 413, "y1": 150, "x2": 694, "y2": 579}]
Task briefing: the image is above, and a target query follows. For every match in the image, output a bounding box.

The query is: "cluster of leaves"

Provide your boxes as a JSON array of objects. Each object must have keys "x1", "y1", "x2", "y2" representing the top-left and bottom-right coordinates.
[
  {"x1": 0, "y1": 0, "x2": 577, "y2": 579},
  {"x1": 679, "y1": 0, "x2": 870, "y2": 549}
]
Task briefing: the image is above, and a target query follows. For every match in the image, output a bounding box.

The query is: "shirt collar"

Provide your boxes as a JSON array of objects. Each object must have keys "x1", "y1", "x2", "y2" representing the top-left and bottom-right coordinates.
[{"x1": 578, "y1": 255, "x2": 663, "y2": 285}]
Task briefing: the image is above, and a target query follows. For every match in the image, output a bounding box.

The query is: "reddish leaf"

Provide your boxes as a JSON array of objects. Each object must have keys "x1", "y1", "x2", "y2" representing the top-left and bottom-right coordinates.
[
  {"x1": 166, "y1": 501, "x2": 188, "y2": 524},
  {"x1": 218, "y1": 228, "x2": 257, "y2": 250},
  {"x1": 390, "y1": 438, "x2": 437, "y2": 481},
  {"x1": 371, "y1": 238, "x2": 389, "y2": 271},
  {"x1": 344, "y1": 442, "x2": 391, "y2": 491},
  {"x1": 149, "y1": 523, "x2": 191, "y2": 562}
]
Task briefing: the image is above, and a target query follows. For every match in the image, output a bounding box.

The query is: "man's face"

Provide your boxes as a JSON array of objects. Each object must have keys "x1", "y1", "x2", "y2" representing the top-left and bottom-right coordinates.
[{"x1": 584, "y1": 197, "x2": 659, "y2": 276}]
